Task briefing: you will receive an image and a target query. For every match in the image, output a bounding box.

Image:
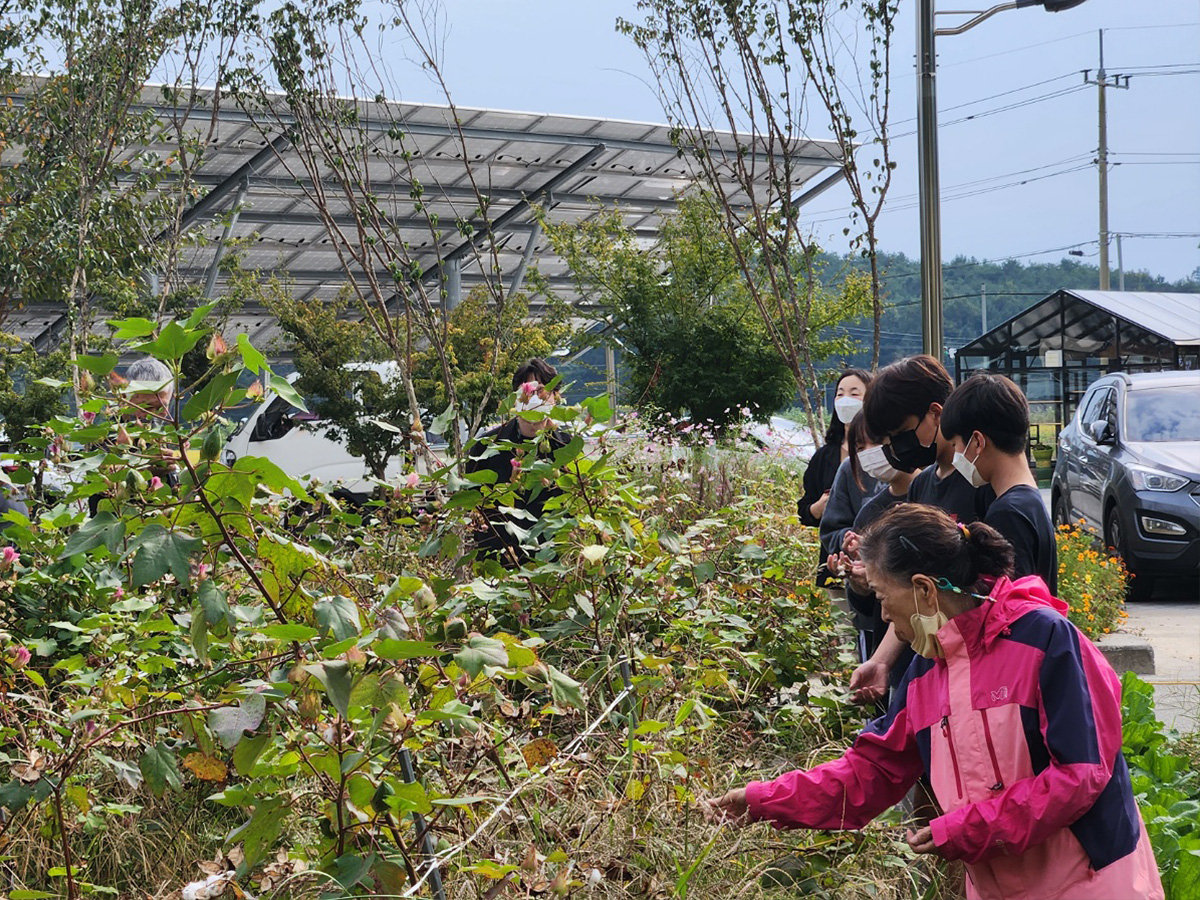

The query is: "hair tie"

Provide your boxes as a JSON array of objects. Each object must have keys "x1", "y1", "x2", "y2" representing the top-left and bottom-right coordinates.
[{"x1": 956, "y1": 522, "x2": 971, "y2": 540}]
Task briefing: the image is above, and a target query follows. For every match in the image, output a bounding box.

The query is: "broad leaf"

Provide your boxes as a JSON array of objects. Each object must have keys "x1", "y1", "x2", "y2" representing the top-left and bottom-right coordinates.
[
  {"x1": 198, "y1": 580, "x2": 231, "y2": 627},
  {"x1": 304, "y1": 660, "x2": 353, "y2": 717},
  {"x1": 209, "y1": 693, "x2": 267, "y2": 749},
  {"x1": 139, "y1": 743, "x2": 182, "y2": 796},
  {"x1": 182, "y1": 370, "x2": 241, "y2": 421},
  {"x1": 107, "y1": 317, "x2": 158, "y2": 339},
  {"x1": 375, "y1": 639, "x2": 440, "y2": 660},
  {"x1": 260, "y1": 623, "x2": 320, "y2": 642},
  {"x1": 75, "y1": 352, "x2": 119, "y2": 376},
  {"x1": 61, "y1": 513, "x2": 125, "y2": 558},
  {"x1": 547, "y1": 665, "x2": 585, "y2": 709},
  {"x1": 454, "y1": 635, "x2": 508, "y2": 678},
  {"x1": 314, "y1": 595, "x2": 361, "y2": 642},
  {"x1": 127, "y1": 524, "x2": 201, "y2": 586},
  {"x1": 268, "y1": 374, "x2": 309, "y2": 413},
  {"x1": 236, "y1": 332, "x2": 267, "y2": 373}
]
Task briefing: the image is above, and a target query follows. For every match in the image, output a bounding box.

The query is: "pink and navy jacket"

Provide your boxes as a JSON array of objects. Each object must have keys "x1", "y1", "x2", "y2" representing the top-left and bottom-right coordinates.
[{"x1": 747, "y1": 576, "x2": 1163, "y2": 900}]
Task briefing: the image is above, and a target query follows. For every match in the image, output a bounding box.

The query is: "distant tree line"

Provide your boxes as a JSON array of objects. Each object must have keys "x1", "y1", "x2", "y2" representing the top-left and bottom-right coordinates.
[{"x1": 816, "y1": 252, "x2": 1200, "y2": 374}]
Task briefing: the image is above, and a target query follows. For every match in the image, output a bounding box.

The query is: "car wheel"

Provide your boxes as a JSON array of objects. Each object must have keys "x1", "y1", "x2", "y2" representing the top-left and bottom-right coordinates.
[
  {"x1": 1052, "y1": 492, "x2": 1072, "y2": 530},
  {"x1": 1105, "y1": 505, "x2": 1154, "y2": 602}
]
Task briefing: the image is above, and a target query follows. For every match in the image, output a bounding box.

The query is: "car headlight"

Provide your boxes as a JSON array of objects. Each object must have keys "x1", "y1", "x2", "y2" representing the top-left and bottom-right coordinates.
[{"x1": 1127, "y1": 465, "x2": 1190, "y2": 493}]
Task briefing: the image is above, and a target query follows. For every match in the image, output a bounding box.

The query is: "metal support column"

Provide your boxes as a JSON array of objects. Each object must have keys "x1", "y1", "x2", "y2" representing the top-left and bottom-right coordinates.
[
  {"x1": 203, "y1": 177, "x2": 249, "y2": 300},
  {"x1": 604, "y1": 343, "x2": 618, "y2": 420},
  {"x1": 917, "y1": 0, "x2": 943, "y2": 358},
  {"x1": 508, "y1": 217, "x2": 542, "y2": 296},
  {"x1": 445, "y1": 258, "x2": 462, "y2": 313}
]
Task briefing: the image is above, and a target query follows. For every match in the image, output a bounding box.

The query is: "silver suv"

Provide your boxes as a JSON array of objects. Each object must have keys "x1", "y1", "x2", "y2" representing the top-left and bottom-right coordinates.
[{"x1": 1051, "y1": 371, "x2": 1200, "y2": 600}]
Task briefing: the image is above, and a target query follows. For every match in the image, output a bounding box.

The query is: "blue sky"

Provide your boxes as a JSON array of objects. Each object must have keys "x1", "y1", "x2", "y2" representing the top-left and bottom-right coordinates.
[{"x1": 391, "y1": 0, "x2": 1199, "y2": 281}]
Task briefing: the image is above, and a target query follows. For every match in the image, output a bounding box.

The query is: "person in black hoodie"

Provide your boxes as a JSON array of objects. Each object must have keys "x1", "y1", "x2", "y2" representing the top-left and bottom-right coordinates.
[
  {"x1": 796, "y1": 369, "x2": 872, "y2": 527},
  {"x1": 465, "y1": 358, "x2": 570, "y2": 567}
]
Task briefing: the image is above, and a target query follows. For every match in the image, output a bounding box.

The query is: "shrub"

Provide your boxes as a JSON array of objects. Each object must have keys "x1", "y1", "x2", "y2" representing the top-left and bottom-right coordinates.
[
  {"x1": 1054, "y1": 523, "x2": 1128, "y2": 639},
  {"x1": 1120, "y1": 672, "x2": 1200, "y2": 900}
]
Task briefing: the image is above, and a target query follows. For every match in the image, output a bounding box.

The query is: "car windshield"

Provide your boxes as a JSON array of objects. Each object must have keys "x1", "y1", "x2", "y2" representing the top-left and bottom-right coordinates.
[{"x1": 1126, "y1": 386, "x2": 1200, "y2": 442}]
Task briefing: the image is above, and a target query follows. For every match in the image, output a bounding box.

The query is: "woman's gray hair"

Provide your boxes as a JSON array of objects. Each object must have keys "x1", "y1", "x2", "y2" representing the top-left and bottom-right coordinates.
[{"x1": 125, "y1": 357, "x2": 175, "y2": 399}]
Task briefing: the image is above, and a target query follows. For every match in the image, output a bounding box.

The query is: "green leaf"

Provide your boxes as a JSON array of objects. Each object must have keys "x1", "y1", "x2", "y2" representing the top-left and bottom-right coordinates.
[
  {"x1": 108, "y1": 317, "x2": 158, "y2": 339},
  {"x1": 268, "y1": 374, "x2": 309, "y2": 413},
  {"x1": 232, "y1": 731, "x2": 270, "y2": 776},
  {"x1": 314, "y1": 595, "x2": 361, "y2": 642},
  {"x1": 0, "y1": 779, "x2": 33, "y2": 812},
  {"x1": 139, "y1": 743, "x2": 182, "y2": 796},
  {"x1": 385, "y1": 780, "x2": 432, "y2": 815},
  {"x1": 260, "y1": 623, "x2": 320, "y2": 642},
  {"x1": 61, "y1": 512, "x2": 126, "y2": 558},
  {"x1": 198, "y1": 580, "x2": 231, "y2": 627},
  {"x1": 304, "y1": 660, "x2": 353, "y2": 717},
  {"x1": 182, "y1": 370, "x2": 241, "y2": 421},
  {"x1": 191, "y1": 604, "x2": 210, "y2": 665},
  {"x1": 75, "y1": 352, "x2": 119, "y2": 376},
  {"x1": 144, "y1": 320, "x2": 204, "y2": 361},
  {"x1": 209, "y1": 693, "x2": 267, "y2": 749},
  {"x1": 375, "y1": 639, "x2": 440, "y2": 660},
  {"x1": 582, "y1": 394, "x2": 612, "y2": 423},
  {"x1": 330, "y1": 853, "x2": 375, "y2": 890},
  {"x1": 430, "y1": 402, "x2": 456, "y2": 437},
  {"x1": 10, "y1": 890, "x2": 57, "y2": 899},
  {"x1": 454, "y1": 635, "x2": 508, "y2": 678},
  {"x1": 228, "y1": 797, "x2": 285, "y2": 868},
  {"x1": 553, "y1": 435, "x2": 585, "y2": 467},
  {"x1": 547, "y1": 665, "x2": 585, "y2": 709},
  {"x1": 236, "y1": 333, "x2": 267, "y2": 373},
  {"x1": 185, "y1": 301, "x2": 219, "y2": 330},
  {"x1": 127, "y1": 524, "x2": 201, "y2": 586},
  {"x1": 692, "y1": 560, "x2": 716, "y2": 583}
]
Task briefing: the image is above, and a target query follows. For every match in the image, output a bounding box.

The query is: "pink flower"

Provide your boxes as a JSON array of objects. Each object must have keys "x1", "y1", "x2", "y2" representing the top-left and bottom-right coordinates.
[
  {"x1": 81, "y1": 410, "x2": 96, "y2": 425},
  {"x1": 9, "y1": 645, "x2": 31, "y2": 669},
  {"x1": 113, "y1": 587, "x2": 125, "y2": 600},
  {"x1": 196, "y1": 563, "x2": 210, "y2": 581},
  {"x1": 149, "y1": 476, "x2": 163, "y2": 491},
  {"x1": 405, "y1": 472, "x2": 420, "y2": 489},
  {"x1": 510, "y1": 458, "x2": 522, "y2": 473},
  {"x1": 519, "y1": 381, "x2": 540, "y2": 398},
  {"x1": 1, "y1": 546, "x2": 17, "y2": 568}
]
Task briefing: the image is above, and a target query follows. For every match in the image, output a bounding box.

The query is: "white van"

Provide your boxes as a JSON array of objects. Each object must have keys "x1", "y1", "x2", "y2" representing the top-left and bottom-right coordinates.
[{"x1": 222, "y1": 364, "x2": 438, "y2": 498}]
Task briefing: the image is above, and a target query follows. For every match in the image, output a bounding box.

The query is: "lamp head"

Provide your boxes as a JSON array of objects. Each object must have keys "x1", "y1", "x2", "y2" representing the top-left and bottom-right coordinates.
[{"x1": 1016, "y1": 0, "x2": 1089, "y2": 9}]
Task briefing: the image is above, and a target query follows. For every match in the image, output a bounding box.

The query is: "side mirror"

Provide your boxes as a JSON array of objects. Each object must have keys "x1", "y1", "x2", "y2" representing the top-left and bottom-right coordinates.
[{"x1": 1088, "y1": 420, "x2": 1114, "y2": 445}]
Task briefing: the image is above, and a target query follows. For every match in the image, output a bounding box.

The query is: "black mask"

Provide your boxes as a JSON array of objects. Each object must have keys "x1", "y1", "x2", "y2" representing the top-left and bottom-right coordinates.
[{"x1": 883, "y1": 426, "x2": 938, "y2": 473}]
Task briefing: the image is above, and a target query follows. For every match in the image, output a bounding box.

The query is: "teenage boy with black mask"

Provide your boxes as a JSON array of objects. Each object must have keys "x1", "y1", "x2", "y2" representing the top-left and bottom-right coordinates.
[
  {"x1": 846, "y1": 355, "x2": 995, "y2": 706},
  {"x1": 940, "y1": 372, "x2": 1057, "y2": 593}
]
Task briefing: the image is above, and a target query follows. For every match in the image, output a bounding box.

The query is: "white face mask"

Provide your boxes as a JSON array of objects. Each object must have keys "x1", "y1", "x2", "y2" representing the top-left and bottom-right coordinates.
[
  {"x1": 834, "y1": 395, "x2": 863, "y2": 425},
  {"x1": 858, "y1": 446, "x2": 900, "y2": 483},
  {"x1": 909, "y1": 587, "x2": 949, "y2": 659},
  {"x1": 951, "y1": 435, "x2": 988, "y2": 489}
]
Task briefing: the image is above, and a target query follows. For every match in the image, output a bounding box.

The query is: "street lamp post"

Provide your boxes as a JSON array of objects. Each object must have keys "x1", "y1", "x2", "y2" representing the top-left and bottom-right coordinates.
[{"x1": 917, "y1": 0, "x2": 1090, "y2": 360}]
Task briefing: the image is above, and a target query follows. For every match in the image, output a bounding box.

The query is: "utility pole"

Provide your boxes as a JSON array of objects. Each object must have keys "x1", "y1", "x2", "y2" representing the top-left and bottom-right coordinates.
[
  {"x1": 917, "y1": 0, "x2": 942, "y2": 358},
  {"x1": 981, "y1": 283, "x2": 988, "y2": 334},
  {"x1": 1083, "y1": 30, "x2": 1129, "y2": 290}
]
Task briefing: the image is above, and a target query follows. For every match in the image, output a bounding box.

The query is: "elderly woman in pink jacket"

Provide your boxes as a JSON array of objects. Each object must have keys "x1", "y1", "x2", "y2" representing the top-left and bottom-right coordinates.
[{"x1": 705, "y1": 503, "x2": 1162, "y2": 900}]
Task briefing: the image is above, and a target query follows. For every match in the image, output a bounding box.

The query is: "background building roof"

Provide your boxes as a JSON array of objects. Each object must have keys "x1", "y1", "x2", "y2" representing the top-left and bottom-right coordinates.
[{"x1": 3, "y1": 86, "x2": 845, "y2": 353}]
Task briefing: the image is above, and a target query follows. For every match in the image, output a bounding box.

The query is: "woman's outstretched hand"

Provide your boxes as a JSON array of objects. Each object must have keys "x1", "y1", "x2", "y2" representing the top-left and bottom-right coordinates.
[
  {"x1": 700, "y1": 787, "x2": 750, "y2": 826},
  {"x1": 906, "y1": 826, "x2": 939, "y2": 855}
]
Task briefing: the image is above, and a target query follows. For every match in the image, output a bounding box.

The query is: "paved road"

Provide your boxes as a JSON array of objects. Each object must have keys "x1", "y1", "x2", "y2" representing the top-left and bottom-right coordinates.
[
  {"x1": 1123, "y1": 577, "x2": 1200, "y2": 733},
  {"x1": 1037, "y1": 489, "x2": 1199, "y2": 731}
]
